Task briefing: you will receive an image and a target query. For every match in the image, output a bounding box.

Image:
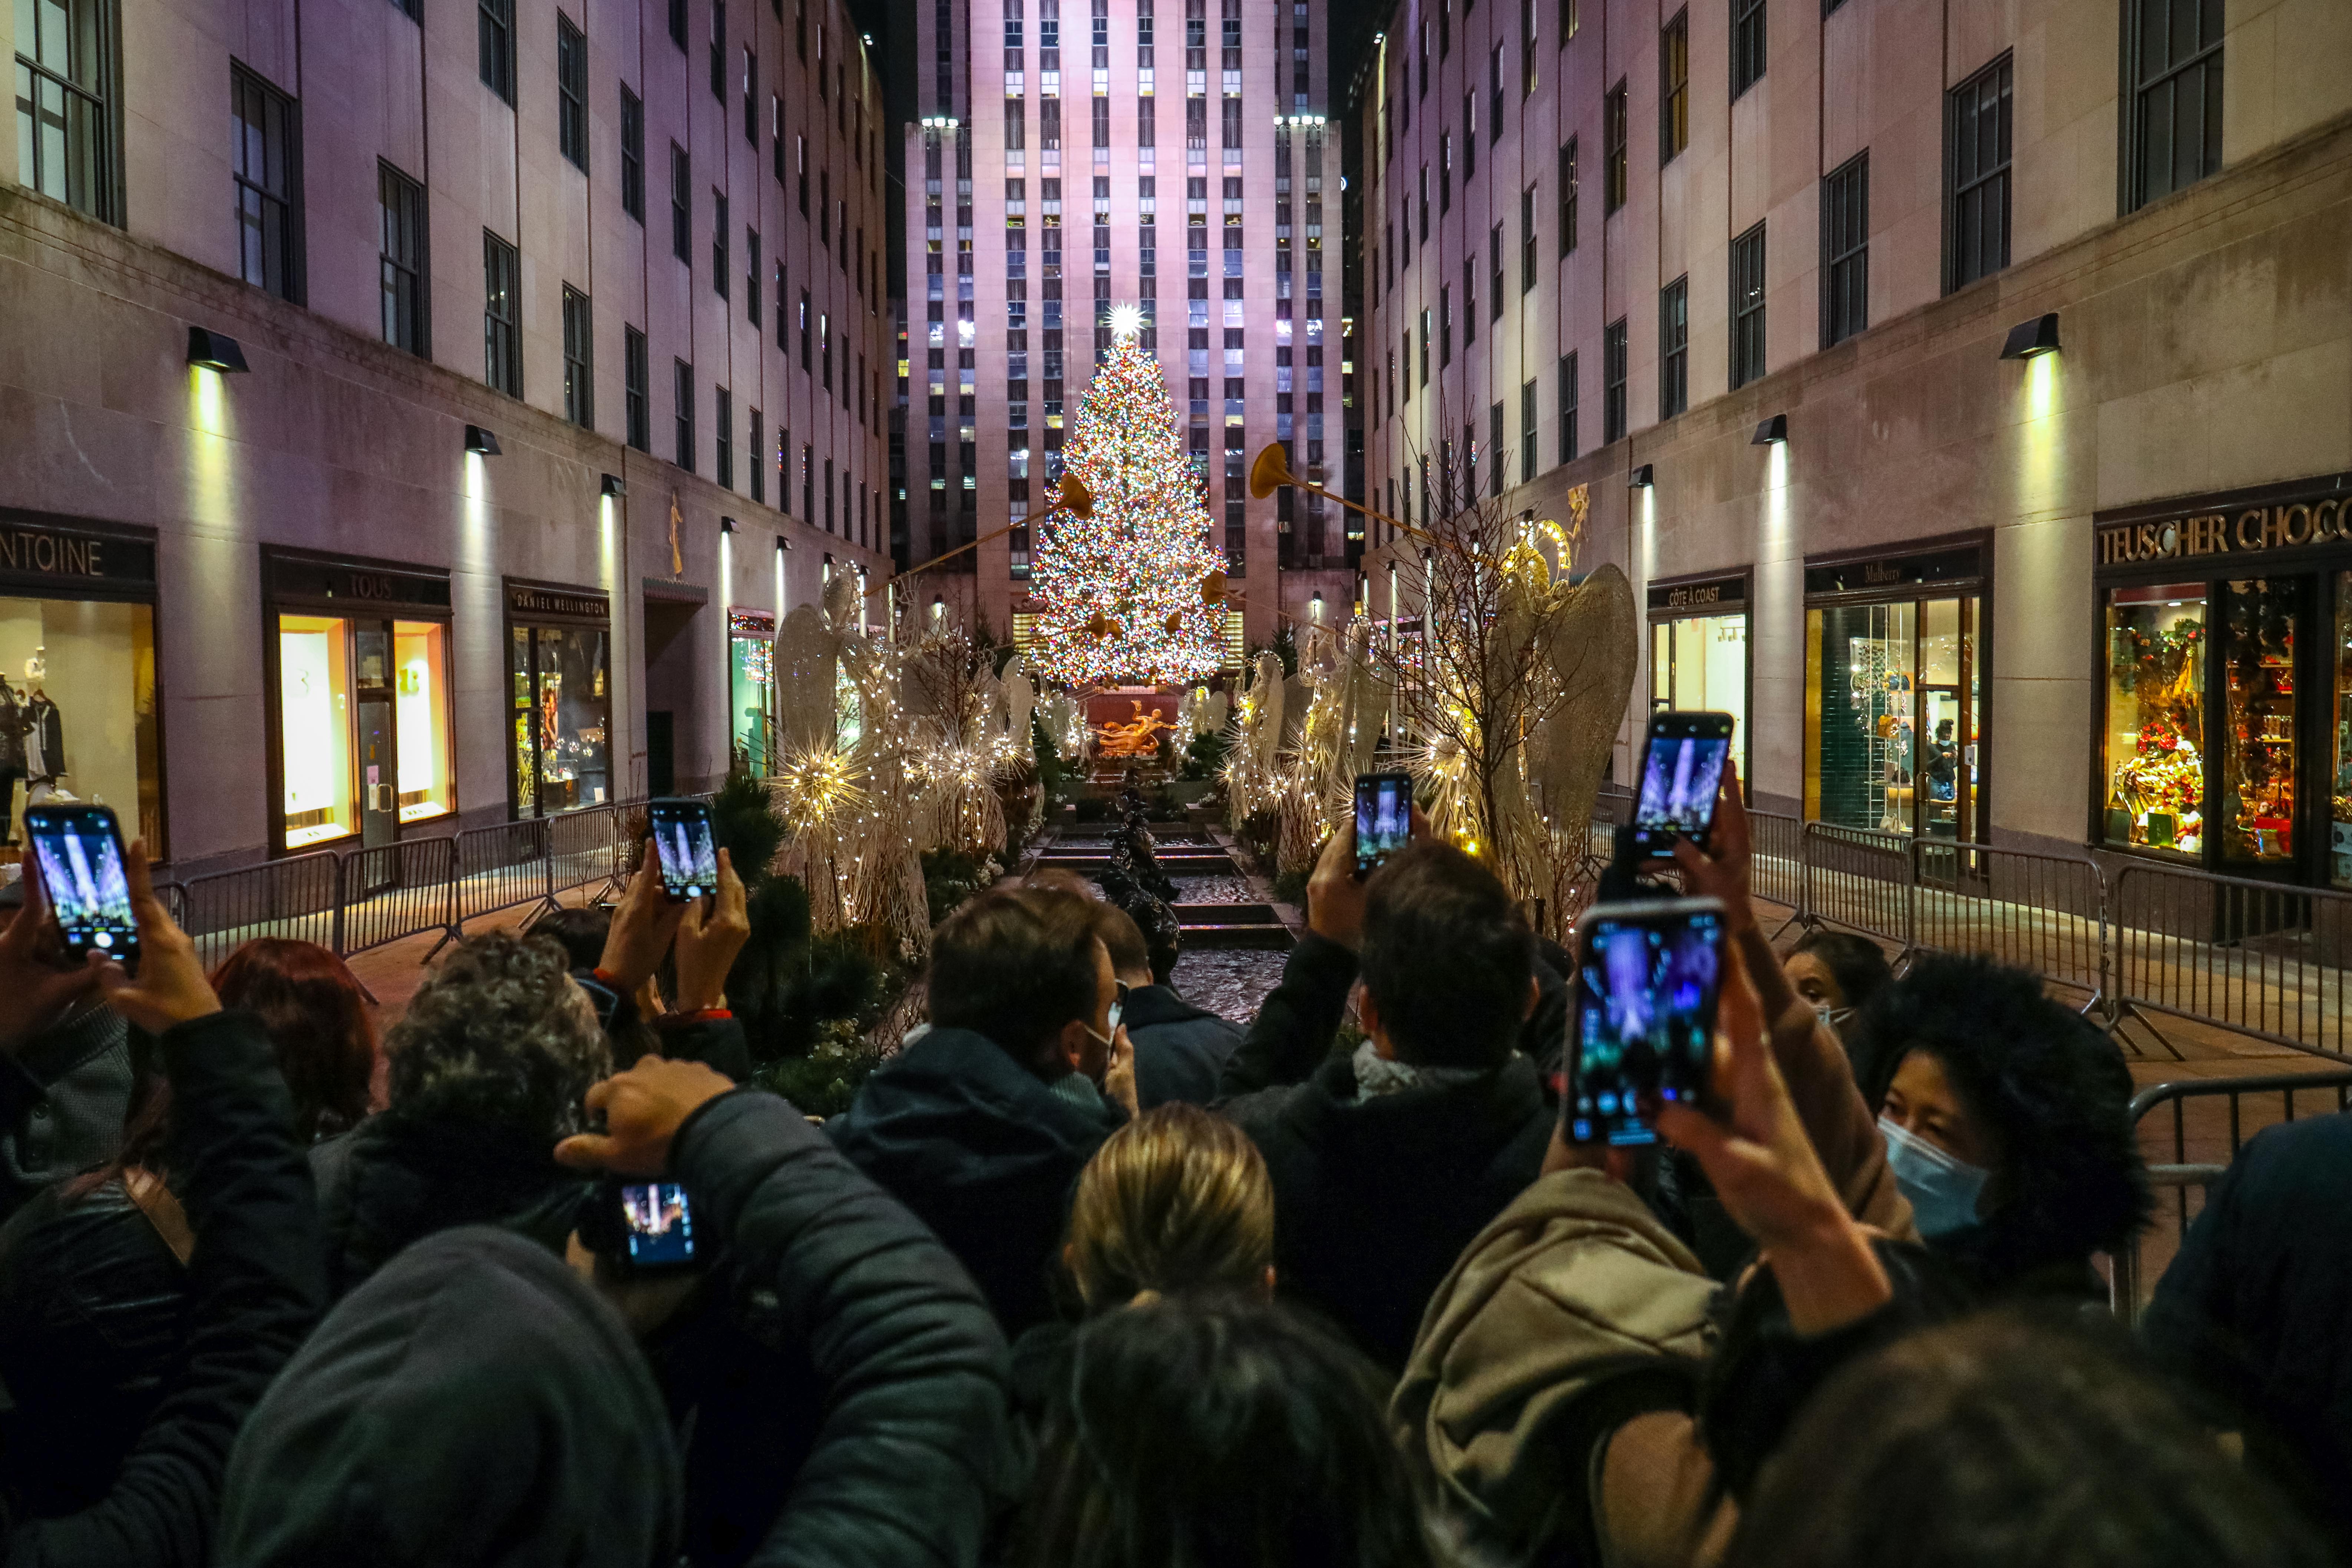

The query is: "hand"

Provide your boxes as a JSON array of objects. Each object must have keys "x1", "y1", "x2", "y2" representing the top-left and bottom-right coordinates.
[
  {"x1": 554, "y1": 1056, "x2": 736, "y2": 1176},
  {"x1": 0, "y1": 853, "x2": 106, "y2": 1051},
  {"x1": 672, "y1": 848, "x2": 749, "y2": 1013},
  {"x1": 598, "y1": 841, "x2": 688, "y2": 992},
  {"x1": 1541, "y1": 1113, "x2": 1637, "y2": 1182},
  {"x1": 1670, "y1": 760, "x2": 1756, "y2": 935},
  {"x1": 1654, "y1": 946, "x2": 1890, "y2": 1336},
  {"x1": 1307, "y1": 822, "x2": 1370, "y2": 948},
  {"x1": 1102, "y1": 1023, "x2": 1139, "y2": 1118},
  {"x1": 92, "y1": 841, "x2": 222, "y2": 1034}
]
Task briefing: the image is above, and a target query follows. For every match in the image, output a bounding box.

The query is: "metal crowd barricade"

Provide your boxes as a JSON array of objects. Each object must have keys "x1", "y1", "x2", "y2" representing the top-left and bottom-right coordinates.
[
  {"x1": 1912, "y1": 841, "x2": 2108, "y2": 1012},
  {"x1": 455, "y1": 818, "x2": 555, "y2": 925},
  {"x1": 2108, "y1": 1068, "x2": 2352, "y2": 1323},
  {"x1": 1747, "y1": 811, "x2": 1804, "y2": 914},
  {"x1": 176, "y1": 850, "x2": 343, "y2": 973},
  {"x1": 2108, "y1": 863, "x2": 2352, "y2": 1061},
  {"x1": 547, "y1": 805, "x2": 625, "y2": 900},
  {"x1": 1798, "y1": 822, "x2": 1914, "y2": 948},
  {"x1": 339, "y1": 835, "x2": 462, "y2": 961}
]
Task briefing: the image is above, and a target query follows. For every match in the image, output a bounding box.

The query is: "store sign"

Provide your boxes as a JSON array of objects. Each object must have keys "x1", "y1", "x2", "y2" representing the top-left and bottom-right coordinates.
[
  {"x1": 507, "y1": 583, "x2": 611, "y2": 622},
  {"x1": 268, "y1": 555, "x2": 450, "y2": 612},
  {"x1": 0, "y1": 521, "x2": 156, "y2": 588},
  {"x1": 1648, "y1": 574, "x2": 1746, "y2": 613},
  {"x1": 2095, "y1": 488, "x2": 2352, "y2": 566},
  {"x1": 1804, "y1": 545, "x2": 1984, "y2": 598},
  {"x1": 728, "y1": 607, "x2": 777, "y2": 638}
]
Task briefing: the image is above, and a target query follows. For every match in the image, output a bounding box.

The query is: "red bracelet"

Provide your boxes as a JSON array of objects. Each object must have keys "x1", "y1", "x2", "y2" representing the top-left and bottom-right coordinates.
[
  {"x1": 591, "y1": 967, "x2": 622, "y2": 988},
  {"x1": 669, "y1": 1007, "x2": 733, "y2": 1023}
]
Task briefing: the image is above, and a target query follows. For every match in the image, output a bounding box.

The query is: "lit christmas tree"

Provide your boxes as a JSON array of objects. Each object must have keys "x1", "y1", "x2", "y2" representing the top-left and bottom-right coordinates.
[{"x1": 1029, "y1": 310, "x2": 1228, "y2": 687}]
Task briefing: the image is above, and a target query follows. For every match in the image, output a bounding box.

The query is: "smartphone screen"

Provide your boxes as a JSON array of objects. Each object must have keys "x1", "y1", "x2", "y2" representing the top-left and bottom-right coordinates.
[
  {"x1": 619, "y1": 1181, "x2": 698, "y2": 1269},
  {"x1": 647, "y1": 799, "x2": 719, "y2": 903},
  {"x1": 1630, "y1": 712, "x2": 1735, "y2": 855},
  {"x1": 25, "y1": 806, "x2": 138, "y2": 969},
  {"x1": 1355, "y1": 773, "x2": 1414, "y2": 878},
  {"x1": 1568, "y1": 898, "x2": 1727, "y2": 1146}
]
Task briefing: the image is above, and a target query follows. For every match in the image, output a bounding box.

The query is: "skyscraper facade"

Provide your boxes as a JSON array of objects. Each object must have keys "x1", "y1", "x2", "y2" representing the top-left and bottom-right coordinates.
[{"x1": 901, "y1": 0, "x2": 1355, "y2": 657}]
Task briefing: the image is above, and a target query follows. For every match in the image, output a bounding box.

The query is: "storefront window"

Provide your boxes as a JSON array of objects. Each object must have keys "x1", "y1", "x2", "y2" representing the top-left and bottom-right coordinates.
[
  {"x1": 279, "y1": 614, "x2": 355, "y2": 848},
  {"x1": 511, "y1": 620, "x2": 610, "y2": 816},
  {"x1": 729, "y1": 609, "x2": 777, "y2": 773},
  {"x1": 0, "y1": 597, "x2": 160, "y2": 852},
  {"x1": 393, "y1": 622, "x2": 452, "y2": 822},
  {"x1": 2334, "y1": 573, "x2": 2352, "y2": 887},
  {"x1": 1651, "y1": 611, "x2": 1747, "y2": 763},
  {"x1": 2102, "y1": 584, "x2": 2206, "y2": 855},
  {"x1": 1804, "y1": 575, "x2": 1982, "y2": 841},
  {"x1": 276, "y1": 611, "x2": 452, "y2": 851},
  {"x1": 2222, "y1": 577, "x2": 2300, "y2": 863}
]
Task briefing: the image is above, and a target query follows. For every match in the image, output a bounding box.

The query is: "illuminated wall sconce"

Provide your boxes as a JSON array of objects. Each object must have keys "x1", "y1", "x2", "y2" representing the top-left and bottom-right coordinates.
[
  {"x1": 1628, "y1": 464, "x2": 1655, "y2": 488},
  {"x1": 464, "y1": 425, "x2": 502, "y2": 456},
  {"x1": 931, "y1": 595, "x2": 945, "y2": 619},
  {"x1": 919, "y1": 115, "x2": 961, "y2": 131},
  {"x1": 1999, "y1": 312, "x2": 2062, "y2": 360},
  {"x1": 1309, "y1": 591, "x2": 1325, "y2": 621},
  {"x1": 186, "y1": 326, "x2": 250, "y2": 373},
  {"x1": 600, "y1": 473, "x2": 627, "y2": 497},
  {"x1": 1751, "y1": 414, "x2": 1788, "y2": 445},
  {"x1": 776, "y1": 534, "x2": 792, "y2": 552},
  {"x1": 719, "y1": 516, "x2": 736, "y2": 534}
]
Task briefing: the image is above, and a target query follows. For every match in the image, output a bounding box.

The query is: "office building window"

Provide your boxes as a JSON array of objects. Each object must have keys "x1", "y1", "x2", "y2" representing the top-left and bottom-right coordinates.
[
  {"x1": 1486, "y1": 228, "x2": 1500, "y2": 323},
  {"x1": 1603, "y1": 317, "x2": 1627, "y2": 443},
  {"x1": 1604, "y1": 81, "x2": 1627, "y2": 211},
  {"x1": 1731, "y1": 0, "x2": 1765, "y2": 98},
  {"x1": 1419, "y1": 309, "x2": 1430, "y2": 384},
  {"x1": 1520, "y1": 185, "x2": 1537, "y2": 291},
  {"x1": 1489, "y1": 402, "x2": 1504, "y2": 496},
  {"x1": 1730, "y1": 221, "x2": 1766, "y2": 388},
  {"x1": 15, "y1": 0, "x2": 121, "y2": 223},
  {"x1": 232, "y1": 65, "x2": 301, "y2": 301},
  {"x1": 749, "y1": 407, "x2": 764, "y2": 502},
  {"x1": 742, "y1": 45, "x2": 756, "y2": 142},
  {"x1": 716, "y1": 387, "x2": 733, "y2": 488},
  {"x1": 674, "y1": 360, "x2": 696, "y2": 471},
  {"x1": 670, "y1": 144, "x2": 691, "y2": 262},
  {"x1": 1559, "y1": 350, "x2": 1578, "y2": 463},
  {"x1": 1659, "y1": 275, "x2": 1687, "y2": 419},
  {"x1": 1947, "y1": 52, "x2": 2012, "y2": 290},
  {"x1": 1521, "y1": 379, "x2": 1538, "y2": 481},
  {"x1": 746, "y1": 229, "x2": 760, "y2": 322},
  {"x1": 562, "y1": 285, "x2": 593, "y2": 426},
  {"x1": 624, "y1": 325, "x2": 650, "y2": 450},
  {"x1": 1821, "y1": 151, "x2": 1869, "y2": 346},
  {"x1": 483, "y1": 231, "x2": 521, "y2": 396},
  {"x1": 2126, "y1": 0, "x2": 2223, "y2": 212},
  {"x1": 620, "y1": 88, "x2": 644, "y2": 219},
  {"x1": 1659, "y1": 12, "x2": 1687, "y2": 162},
  {"x1": 1464, "y1": 91, "x2": 1477, "y2": 178},
  {"x1": 1440, "y1": 285, "x2": 1451, "y2": 366},
  {"x1": 379, "y1": 162, "x2": 427, "y2": 355},
  {"x1": 1559, "y1": 137, "x2": 1577, "y2": 253},
  {"x1": 479, "y1": 0, "x2": 515, "y2": 102},
  {"x1": 668, "y1": 0, "x2": 687, "y2": 48},
  {"x1": 713, "y1": 191, "x2": 730, "y2": 296},
  {"x1": 557, "y1": 15, "x2": 588, "y2": 168},
  {"x1": 708, "y1": 0, "x2": 725, "y2": 98}
]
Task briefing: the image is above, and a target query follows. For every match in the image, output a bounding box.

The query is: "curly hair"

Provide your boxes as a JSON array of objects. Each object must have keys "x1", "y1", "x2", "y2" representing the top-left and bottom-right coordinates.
[
  {"x1": 386, "y1": 932, "x2": 610, "y2": 1139},
  {"x1": 1858, "y1": 953, "x2": 2150, "y2": 1287}
]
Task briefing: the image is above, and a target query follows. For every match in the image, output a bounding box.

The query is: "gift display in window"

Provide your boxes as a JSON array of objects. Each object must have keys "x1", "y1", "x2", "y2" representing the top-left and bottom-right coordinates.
[
  {"x1": 2334, "y1": 574, "x2": 2352, "y2": 887},
  {"x1": 2221, "y1": 578, "x2": 2299, "y2": 862},
  {"x1": 2102, "y1": 585, "x2": 2205, "y2": 853}
]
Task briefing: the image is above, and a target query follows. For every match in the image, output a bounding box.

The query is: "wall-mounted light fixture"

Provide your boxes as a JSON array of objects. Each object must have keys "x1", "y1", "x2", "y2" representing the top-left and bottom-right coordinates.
[
  {"x1": 1751, "y1": 414, "x2": 1788, "y2": 445},
  {"x1": 919, "y1": 115, "x2": 961, "y2": 131},
  {"x1": 719, "y1": 516, "x2": 736, "y2": 534},
  {"x1": 1999, "y1": 312, "x2": 2062, "y2": 361},
  {"x1": 600, "y1": 473, "x2": 626, "y2": 498},
  {"x1": 187, "y1": 326, "x2": 250, "y2": 373},
  {"x1": 1628, "y1": 464, "x2": 1655, "y2": 488},
  {"x1": 776, "y1": 534, "x2": 792, "y2": 552},
  {"x1": 1309, "y1": 591, "x2": 1325, "y2": 621},
  {"x1": 464, "y1": 425, "x2": 502, "y2": 456}
]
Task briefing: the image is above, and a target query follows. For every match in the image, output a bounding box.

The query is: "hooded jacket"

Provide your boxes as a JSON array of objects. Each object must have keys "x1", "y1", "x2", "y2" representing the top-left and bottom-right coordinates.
[
  {"x1": 828, "y1": 1026, "x2": 1123, "y2": 1336},
  {"x1": 1119, "y1": 984, "x2": 1242, "y2": 1108},
  {"x1": 216, "y1": 1226, "x2": 679, "y2": 1568}
]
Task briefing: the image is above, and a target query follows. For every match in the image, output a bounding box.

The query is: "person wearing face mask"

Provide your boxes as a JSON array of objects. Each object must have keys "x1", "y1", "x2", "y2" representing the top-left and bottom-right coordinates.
[
  {"x1": 1857, "y1": 952, "x2": 2150, "y2": 1300},
  {"x1": 1785, "y1": 930, "x2": 1893, "y2": 1053}
]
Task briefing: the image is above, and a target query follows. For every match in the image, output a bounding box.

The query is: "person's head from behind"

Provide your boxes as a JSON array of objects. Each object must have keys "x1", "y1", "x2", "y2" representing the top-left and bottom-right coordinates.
[
  {"x1": 211, "y1": 937, "x2": 378, "y2": 1144},
  {"x1": 1860, "y1": 954, "x2": 2147, "y2": 1281},
  {"x1": 1019, "y1": 1293, "x2": 1444, "y2": 1568},
  {"x1": 1357, "y1": 842, "x2": 1535, "y2": 1069},
  {"x1": 386, "y1": 932, "x2": 611, "y2": 1140},
  {"x1": 1787, "y1": 930, "x2": 1893, "y2": 1030},
  {"x1": 530, "y1": 905, "x2": 614, "y2": 973},
  {"x1": 1065, "y1": 1105, "x2": 1274, "y2": 1310},
  {"x1": 929, "y1": 885, "x2": 1115, "y2": 1082},
  {"x1": 1728, "y1": 1311, "x2": 2333, "y2": 1568},
  {"x1": 1086, "y1": 898, "x2": 1158, "y2": 991},
  {"x1": 217, "y1": 1227, "x2": 679, "y2": 1568}
]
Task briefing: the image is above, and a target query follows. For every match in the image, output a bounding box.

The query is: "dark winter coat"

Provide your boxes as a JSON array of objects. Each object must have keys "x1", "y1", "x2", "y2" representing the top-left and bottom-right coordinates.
[
  {"x1": 1121, "y1": 984, "x2": 1243, "y2": 1108},
  {"x1": 829, "y1": 1026, "x2": 1123, "y2": 1335},
  {"x1": 0, "y1": 1004, "x2": 133, "y2": 1228},
  {"x1": 3, "y1": 1009, "x2": 323, "y2": 1566}
]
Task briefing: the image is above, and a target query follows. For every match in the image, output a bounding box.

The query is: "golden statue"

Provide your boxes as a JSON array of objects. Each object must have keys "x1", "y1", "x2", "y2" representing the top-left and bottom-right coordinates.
[{"x1": 1094, "y1": 700, "x2": 1176, "y2": 759}]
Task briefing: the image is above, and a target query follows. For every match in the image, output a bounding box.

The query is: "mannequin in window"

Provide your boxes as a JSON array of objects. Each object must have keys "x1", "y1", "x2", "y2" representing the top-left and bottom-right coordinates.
[
  {"x1": 20, "y1": 654, "x2": 63, "y2": 809},
  {"x1": 0, "y1": 673, "x2": 29, "y2": 845}
]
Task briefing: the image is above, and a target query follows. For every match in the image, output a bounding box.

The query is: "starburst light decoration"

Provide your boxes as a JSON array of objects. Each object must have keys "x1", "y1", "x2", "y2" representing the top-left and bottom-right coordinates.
[{"x1": 1029, "y1": 332, "x2": 1227, "y2": 687}]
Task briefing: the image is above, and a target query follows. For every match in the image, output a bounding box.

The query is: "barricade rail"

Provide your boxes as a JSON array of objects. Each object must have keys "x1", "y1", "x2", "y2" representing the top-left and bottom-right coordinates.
[{"x1": 2108, "y1": 864, "x2": 2352, "y2": 1059}]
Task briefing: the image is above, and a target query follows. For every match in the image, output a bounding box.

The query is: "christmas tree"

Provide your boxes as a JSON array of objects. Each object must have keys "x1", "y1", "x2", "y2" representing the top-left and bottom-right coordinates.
[{"x1": 1029, "y1": 312, "x2": 1228, "y2": 687}]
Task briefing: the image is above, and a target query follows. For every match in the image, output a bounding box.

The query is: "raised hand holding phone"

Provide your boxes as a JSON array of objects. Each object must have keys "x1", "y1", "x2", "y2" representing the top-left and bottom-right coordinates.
[
  {"x1": 598, "y1": 839, "x2": 690, "y2": 993},
  {"x1": 1630, "y1": 711, "x2": 1736, "y2": 858},
  {"x1": 89, "y1": 839, "x2": 223, "y2": 1035}
]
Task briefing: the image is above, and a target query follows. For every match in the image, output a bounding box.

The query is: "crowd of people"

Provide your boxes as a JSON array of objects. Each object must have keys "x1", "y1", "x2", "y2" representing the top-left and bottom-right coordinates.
[{"x1": 0, "y1": 782, "x2": 2337, "y2": 1567}]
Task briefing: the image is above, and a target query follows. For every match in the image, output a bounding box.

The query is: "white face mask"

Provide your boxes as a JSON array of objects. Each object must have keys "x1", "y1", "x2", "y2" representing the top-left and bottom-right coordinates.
[{"x1": 1879, "y1": 1115, "x2": 1990, "y2": 1239}]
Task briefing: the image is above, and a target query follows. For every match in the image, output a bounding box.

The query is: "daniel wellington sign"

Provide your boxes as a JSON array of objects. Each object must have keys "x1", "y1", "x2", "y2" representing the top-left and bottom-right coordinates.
[
  {"x1": 2095, "y1": 475, "x2": 2352, "y2": 568},
  {"x1": 506, "y1": 582, "x2": 611, "y2": 621}
]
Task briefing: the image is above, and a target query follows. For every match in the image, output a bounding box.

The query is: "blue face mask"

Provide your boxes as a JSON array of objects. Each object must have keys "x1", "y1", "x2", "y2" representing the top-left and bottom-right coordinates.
[{"x1": 1879, "y1": 1115, "x2": 1990, "y2": 1239}]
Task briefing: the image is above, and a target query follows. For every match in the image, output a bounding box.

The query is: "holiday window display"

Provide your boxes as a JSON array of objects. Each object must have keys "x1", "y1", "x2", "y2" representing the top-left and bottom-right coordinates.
[
  {"x1": 2221, "y1": 578, "x2": 2300, "y2": 862},
  {"x1": 2103, "y1": 585, "x2": 2207, "y2": 854}
]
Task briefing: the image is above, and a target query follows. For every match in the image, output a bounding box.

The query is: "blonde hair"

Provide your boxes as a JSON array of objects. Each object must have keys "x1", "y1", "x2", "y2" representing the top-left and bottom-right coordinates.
[{"x1": 1066, "y1": 1105, "x2": 1275, "y2": 1310}]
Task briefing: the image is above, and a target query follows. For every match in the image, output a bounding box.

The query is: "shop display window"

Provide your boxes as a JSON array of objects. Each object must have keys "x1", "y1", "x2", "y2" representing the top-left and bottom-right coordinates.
[
  {"x1": 2102, "y1": 584, "x2": 2206, "y2": 855},
  {"x1": 729, "y1": 609, "x2": 777, "y2": 774},
  {"x1": 0, "y1": 598, "x2": 161, "y2": 851},
  {"x1": 2334, "y1": 573, "x2": 2352, "y2": 887},
  {"x1": 277, "y1": 611, "x2": 452, "y2": 851},
  {"x1": 1804, "y1": 594, "x2": 1980, "y2": 839},
  {"x1": 511, "y1": 624, "x2": 610, "y2": 816},
  {"x1": 393, "y1": 622, "x2": 452, "y2": 822},
  {"x1": 279, "y1": 614, "x2": 356, "y2": 848},
  {"x1": 2221, "y1": 578, "x2": 2300, "y2": 863},
  {"x1": 1651, "y1": 611, "x2": 1747, "y2": 770}
]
